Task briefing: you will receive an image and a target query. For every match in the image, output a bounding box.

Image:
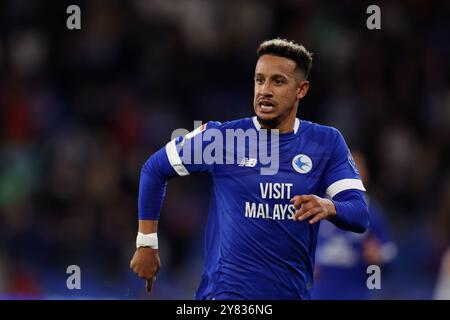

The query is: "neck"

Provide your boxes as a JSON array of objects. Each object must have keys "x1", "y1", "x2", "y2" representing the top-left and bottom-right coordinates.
[
  {"x1": 257, "y1": 108, "x2": 298, "y2": 133},
  {"x1": 258, "y1": 116, "x2": 296, "y2": 133}
]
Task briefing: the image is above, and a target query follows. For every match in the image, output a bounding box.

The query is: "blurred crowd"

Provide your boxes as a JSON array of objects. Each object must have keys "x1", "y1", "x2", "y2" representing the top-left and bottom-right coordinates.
[{"x1": 0, "y1": 0, "x2": 449, "y2": 299}]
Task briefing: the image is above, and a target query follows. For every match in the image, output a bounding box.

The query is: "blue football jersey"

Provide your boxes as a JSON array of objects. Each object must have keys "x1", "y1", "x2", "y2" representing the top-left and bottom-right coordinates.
[
  {"x1": 162, "y1": 117, "x2": 366, "y2": 300},
  {"x1": 312, "y1": 198, "x2": 397, "y2": 300}
]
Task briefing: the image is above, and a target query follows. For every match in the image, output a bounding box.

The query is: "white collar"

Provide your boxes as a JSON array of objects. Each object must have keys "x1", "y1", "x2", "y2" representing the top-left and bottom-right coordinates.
[{"x1": 252, "y1": 116, "x2": 300, "y2": 134}]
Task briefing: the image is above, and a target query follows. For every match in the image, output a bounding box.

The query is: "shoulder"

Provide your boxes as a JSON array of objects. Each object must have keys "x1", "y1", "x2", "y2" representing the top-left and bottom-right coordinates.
[
  {"x1": 300, "y1": 120, "x2": 343, "y2": 146},
  {"x1": 205, "y1": 117, "x2": 254, "y2": 131}
]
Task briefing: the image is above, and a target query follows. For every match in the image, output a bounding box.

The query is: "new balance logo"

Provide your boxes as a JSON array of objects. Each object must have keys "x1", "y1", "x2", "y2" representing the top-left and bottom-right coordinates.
[{"x1": 238, "y1": 157, "x2": 257, "y2": 167}]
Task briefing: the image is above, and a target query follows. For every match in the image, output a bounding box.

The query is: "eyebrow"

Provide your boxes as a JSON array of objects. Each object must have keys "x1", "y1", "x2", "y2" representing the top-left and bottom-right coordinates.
[{"x1": 255, "y1": 73, "x2": 289, "y2": 79}]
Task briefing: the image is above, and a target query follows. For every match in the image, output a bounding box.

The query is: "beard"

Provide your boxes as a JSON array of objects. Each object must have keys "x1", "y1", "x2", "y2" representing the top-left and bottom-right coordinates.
[
  {"x1": 255, "y1": 103, "x2": 295, "y2": 130},
  {"x1": 256, "y1": 115, "x2": 282, "y2": 129}
]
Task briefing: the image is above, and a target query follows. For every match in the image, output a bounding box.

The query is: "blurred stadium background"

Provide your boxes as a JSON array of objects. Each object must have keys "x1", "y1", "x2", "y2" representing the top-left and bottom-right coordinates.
[{"x1": 0, "y1": 0, "x2": 449, "y2": 299}]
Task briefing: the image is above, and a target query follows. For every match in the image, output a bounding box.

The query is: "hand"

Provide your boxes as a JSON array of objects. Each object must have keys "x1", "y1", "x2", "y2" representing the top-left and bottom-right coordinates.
[
  {"x1": 362, "y1": 236, "x2": 383, "y2": 265},
  {"x1": 290, "y1": 194, "x2": 337, "y2": 224},
  {"x1": 130, "y1": 247, "x2": 161, "y2": 293}
]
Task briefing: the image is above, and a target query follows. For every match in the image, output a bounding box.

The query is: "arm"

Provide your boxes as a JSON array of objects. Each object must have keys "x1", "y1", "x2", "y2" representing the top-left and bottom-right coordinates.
[
  {"x1": 130, "y1": 122, "x2": 220, "y2": 292},
  {"x1": 130, "y1": 145, "x2": 176, "y2": 292},
  {"x1": 291, "y1": 189, "x2": 369, "y2": 233},
  {"x1": 292, "y1": 128, "x2": 369, "y2": 233},
  {"x1": 328, "y1": 189, "x2": 369, "y2": 233},
  {"x1": 130, "y1": 220, "x2": 160, "y2": 292}
]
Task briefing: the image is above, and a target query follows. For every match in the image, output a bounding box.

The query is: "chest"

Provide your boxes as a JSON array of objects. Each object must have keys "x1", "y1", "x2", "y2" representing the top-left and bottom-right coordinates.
[{"x1": 214, "y1": 140, "x2": 332, "y2": 199}]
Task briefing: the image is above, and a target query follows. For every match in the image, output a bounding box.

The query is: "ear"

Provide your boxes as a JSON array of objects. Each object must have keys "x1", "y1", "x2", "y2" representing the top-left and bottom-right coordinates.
[{"x1": 297, "y1": 80, "x2": 310, "y2": 100}]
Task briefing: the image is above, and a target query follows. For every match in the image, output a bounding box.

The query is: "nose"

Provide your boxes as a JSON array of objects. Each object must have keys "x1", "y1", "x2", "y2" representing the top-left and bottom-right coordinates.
[{"x1": 260, "y1": 81, "x2": 273, "y2": 97}]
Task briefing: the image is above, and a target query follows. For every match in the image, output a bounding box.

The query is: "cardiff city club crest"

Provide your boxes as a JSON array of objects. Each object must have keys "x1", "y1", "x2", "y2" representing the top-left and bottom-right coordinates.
[{"x1": 292, "y1": 154, "x2": 313, "y2": 174}]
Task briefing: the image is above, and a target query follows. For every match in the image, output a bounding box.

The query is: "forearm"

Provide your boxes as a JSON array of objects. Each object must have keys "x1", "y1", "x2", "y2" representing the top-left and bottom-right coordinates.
[
  {"x1": 328, "y1": 190, "x2": 369, "y2": 233},
  {"x1": 138, "y1": 146, "x2": 178, "y2": 220},
  {"x1": 139, "y1": 220, "x2": 158, "y2": 233}
]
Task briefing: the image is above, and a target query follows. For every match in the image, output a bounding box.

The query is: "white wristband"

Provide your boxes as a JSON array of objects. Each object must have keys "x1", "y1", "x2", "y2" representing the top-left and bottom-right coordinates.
[{"x1": 136, "y1": 232, "x2": 158, "y2": 249}]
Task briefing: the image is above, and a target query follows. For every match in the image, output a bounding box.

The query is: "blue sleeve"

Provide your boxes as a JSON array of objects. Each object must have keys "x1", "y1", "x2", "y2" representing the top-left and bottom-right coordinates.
[
  {"x1": 138, "y1": 121, "x2": 221, "y2": 220},
  {"x1": 166, "y1": 121, "x2": 222, "y2": 175},
  {"x1": 328, "y1": 189, "x2": 370, "y2": 233},
  {"x1": 138, "y1": 146, "x2": 177, "y2": 220},
  {"x1": 323, "y1": 129, "x2": 366, "y2": 198}
]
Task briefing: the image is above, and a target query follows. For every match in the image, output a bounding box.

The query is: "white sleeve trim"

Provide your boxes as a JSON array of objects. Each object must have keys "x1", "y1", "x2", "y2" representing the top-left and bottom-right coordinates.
[
  {"x1": 326, "y1": 178, "x2": 366, "y2": 198},
  {"x1": 165, "y1": 139, "x2": 190, "y2": 176}
]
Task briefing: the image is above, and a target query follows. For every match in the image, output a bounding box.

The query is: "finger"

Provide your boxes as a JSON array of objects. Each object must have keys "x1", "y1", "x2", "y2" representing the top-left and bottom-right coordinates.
[
  {"x1": 296, "y1": 207, "x2": 321, "y2": 221},
  {"x1": 290, "y1": 196, "x2": 300, "y2": 209},
  {"x1": 146, "y1": 279, "x2": 153, "y2": 292},
  {"x1": 290, "y1": 195, "x2": 311, "y2": 209},
  {"x1": 309, "y1": 212, "x2": 326, "y2": 224},
  {"x1": 294, "y1": 202, "x2": 314, "y2": 219}
]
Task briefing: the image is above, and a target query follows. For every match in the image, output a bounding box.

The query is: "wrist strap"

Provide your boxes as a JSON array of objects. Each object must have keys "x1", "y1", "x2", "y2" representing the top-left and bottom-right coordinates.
[{"x1": 136, "y1": 232, "x2": 158, "y2": 249}]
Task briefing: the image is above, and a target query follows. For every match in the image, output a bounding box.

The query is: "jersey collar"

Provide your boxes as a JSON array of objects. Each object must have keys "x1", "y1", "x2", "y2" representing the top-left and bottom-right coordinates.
[{"x1": 252, "y1": 116, "x2": 300, "y2": 134}]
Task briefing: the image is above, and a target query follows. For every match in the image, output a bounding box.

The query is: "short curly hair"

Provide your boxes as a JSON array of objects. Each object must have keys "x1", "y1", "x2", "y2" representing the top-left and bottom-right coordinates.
[{"x1": 256, "y1": 38, "x2": 313, "y2": 79}]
